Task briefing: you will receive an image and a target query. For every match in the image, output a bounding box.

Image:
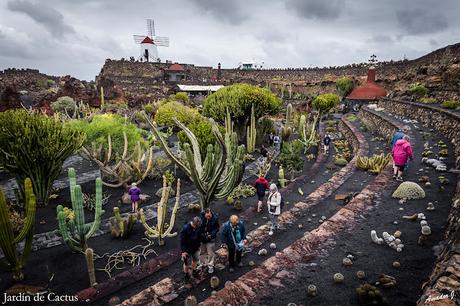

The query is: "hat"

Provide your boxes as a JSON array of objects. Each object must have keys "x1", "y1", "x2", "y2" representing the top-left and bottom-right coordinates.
[
  {"x1": 131, "y1": 182, "x2": 137, "y2": 187},
  {"x1": 269, "y1": 184, "x2": 277, "y2": 192}
]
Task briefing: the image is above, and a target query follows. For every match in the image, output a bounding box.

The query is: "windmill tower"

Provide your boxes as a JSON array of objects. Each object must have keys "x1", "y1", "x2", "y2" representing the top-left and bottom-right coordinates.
[{"x1": 133, "y1": 19, "x2": 169, "y2": 62}]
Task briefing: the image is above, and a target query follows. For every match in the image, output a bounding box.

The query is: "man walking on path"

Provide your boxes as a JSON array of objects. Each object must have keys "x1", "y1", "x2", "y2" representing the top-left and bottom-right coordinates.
[
  {"x1": 221, "y1": 215, "x2": 247, "y2": 272},
  {"x1": 323, "y1": 134, "x2": 331, "y2": 155},
  {"x1": 267, "y1": 184, "x2": 282, "y2": 236},
  {"x1": 180, "y1": 217, "x2": 202, "y2": 281},
  {"x1": 199, "y1": 209, "x2": 219, "y2": 274}
]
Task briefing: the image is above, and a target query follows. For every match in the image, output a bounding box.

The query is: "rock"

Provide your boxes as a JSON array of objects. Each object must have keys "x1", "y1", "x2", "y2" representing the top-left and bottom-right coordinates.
[
  {"x1": 393, "y1": 221, "x2": 398, "y2": 225},
  {"x1": 210, "y1": 276, "x2": 220, "y2": 289},
  {"x1": 347, "y1": 254, "x2": 354, "y2": 260},
  {"x1": 122, "y1": 193, "x2": 150, "y2": 204},
  {"x1": 108, "y1": 296, "x2": 121, "y2": 306},
  {"x1": 421, "y1": 225, "x2": 431, "y2": 235},
  {"x1": 321, "y1": 216, "x2": 326, "y2": 220},
  {"x1": 399, "y1": 207, "x2": 404, "y2": 211},
  {"x1": 211, "y1": 291, "x2": 217, "y2": 296},
  {"x1": 224, "y1": 281, "x2": 232, "y2": 288},
  {"x1": 333, "y1": 273, "x2": 344, "y2": 283},
  {"x1": 311, "y1": 180, "x2": 315, "y2": 184},
  {"x1": 307, "y1": 284, "x2": 317, "y2": 297},
  {"x1": 392, "y1": 261, "x2": 401, "y2": 268},
  {"x1": 342, "y1": 258, "x2": 353, "y2": 266},
  {"x1": 356, "y1": 271, "x2": 366, "y2": 279},
  {"x1": 253, "y1": 222, "x2": 258, "y2": 226},
  {"x1": 139, "y1": 194, "x2": 151, "y2": 204},
  {"x1": 312, "y1": 214, "x2": 317, "y2": 217},
  {"x1": 298, "y1": 224, "x2": 303, "y2": 229},
  {"x1": 319, "y1": 220, "x2": 323, "y2": 223},
  {"x1": 307, "y1": 218, "x2": 312, "y2": 222},
  {"x1": 379, "y1": 274, "x2": 396, "y2": 288},
  {"x1": 425, "y1": 182, "x2": 431, "y2": 187},
  {"x1": 270, "y1": 243, "x2": 277, "y2": 249},
  {"x1": 258, "y1": 248, "x2": 268, "y2": 256},
  {"x1": 426, "y1": 202, "x2": 435, "y2": 210},
  {"x1": 248, "y1": 260, "x2": 255, "y2": 267},
  {"x1": 398, "y1": 199, "x2": 406, "y2": 205},
  {"x1": 155, "y1": 187, "x2": 174, "y2": 198}
]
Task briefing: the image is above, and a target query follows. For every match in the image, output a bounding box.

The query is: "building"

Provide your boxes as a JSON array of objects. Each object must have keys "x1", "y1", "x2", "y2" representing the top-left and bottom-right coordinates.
[
  {"x1": 346, "y1": 67, "x2": 387, "y2": 103},
  {"x1": 164, "y1": 63, "x2": 187, "y2": 82}
]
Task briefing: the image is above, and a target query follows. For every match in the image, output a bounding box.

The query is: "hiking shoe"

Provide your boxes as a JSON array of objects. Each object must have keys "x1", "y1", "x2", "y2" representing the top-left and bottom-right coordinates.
[
  {"x1": 268, "y1": 230, "x2": 274, "y2": 236},
  {"x1": 396, "y1": 177, "x2": 403, "y2": 182},
  {"x1": 229, "y1": 267, "x2": 235, "y2": 272},
  {"x1": 208, "y1": 266, "x2": 214, "y2": 274},
  {"x1": 238, "y1": 262, "x2": 243, "y2": 268}
]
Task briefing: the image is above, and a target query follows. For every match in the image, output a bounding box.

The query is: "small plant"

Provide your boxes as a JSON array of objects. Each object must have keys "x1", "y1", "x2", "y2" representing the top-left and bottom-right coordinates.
[
  {"x1": 441, "y1": 100, "x2": 460, "y2": 109},
  {"x1": 85, "y1": 248, "x2": 97, "y2": 287},
  {"x1": 51, "y1": 96, "x2": 77, "y2": 118},
  {"x1": 438, "y1": 149, "x2": 448, "y2": 156},
  {"x1": 229, "y1": 184, "x2": 256, "y2": 199},
  {"x1": 334, "y1": 157, "x2": 348, "y2": 167},
  {"x1": 83, "y1": 192, "x2": 110, "y2": 211},
  {"x1": 356, "y1": 283, "x2": 387, "y2": 305},
  {"x1": 438, "y1": 176, "x2": 450, "y2": 185},
  {"x1": 163, "y1": 169, "x2": 175, "y2": 185},
  {"x1": 409, "y1": 83, "x2": 428, "y2": 97},
  {"x1": 420, "y1": 97, "x2": 437, "y2": 104},
  {"x1": 226, "y1": 197, "x2": 234, "y2": 205},
  {"x1": 110, "y1": 207, "x2": 137, "y2": 238}
]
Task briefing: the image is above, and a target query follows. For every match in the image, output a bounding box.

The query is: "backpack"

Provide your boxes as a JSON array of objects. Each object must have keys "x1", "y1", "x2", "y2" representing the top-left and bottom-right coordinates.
[{"x1": 280, "y1": 197, "x2": 285, "y2": 210}]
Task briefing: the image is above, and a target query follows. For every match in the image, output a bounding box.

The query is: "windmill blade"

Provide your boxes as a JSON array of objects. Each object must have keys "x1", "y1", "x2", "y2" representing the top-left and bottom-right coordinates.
[
  {"x1": 133, "y1": 35, "x2": 145, "y2": 43},
  {"x1": 147, "y1": 19, "x2": 155, "y2": 37},
  {"x1": 154, "y1": 36, "x2": 169, "y2": 47}
]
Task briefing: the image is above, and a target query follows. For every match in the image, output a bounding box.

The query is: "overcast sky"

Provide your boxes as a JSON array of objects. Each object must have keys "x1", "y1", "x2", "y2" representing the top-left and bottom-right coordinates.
[{"x1": 0, "y1": 0, "x2": 459, "y2": 80}]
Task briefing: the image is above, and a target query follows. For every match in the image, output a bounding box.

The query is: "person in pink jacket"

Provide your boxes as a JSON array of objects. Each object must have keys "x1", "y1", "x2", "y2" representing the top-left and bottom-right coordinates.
[{"x1": 392, "y1": 135, "x2": 413, "y2": 181}]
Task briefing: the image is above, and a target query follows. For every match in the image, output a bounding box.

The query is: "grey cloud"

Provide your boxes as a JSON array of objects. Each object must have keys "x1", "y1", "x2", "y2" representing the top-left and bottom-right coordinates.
[
  {"x1": 7, "y1": 0, "x2": 74, "y2": 38},
  {"x1": 285, "y1": 0, "x2": 345, "y2": 20},
  {"x1": 190, "y1": 0, "x2": 247, "y2": 24},
  {"x1": 396, "y1": 9, "x2": 448, "y2": 35},
  {"x1": 367, "y1": 35, "x2": 394, "y2": 44}
]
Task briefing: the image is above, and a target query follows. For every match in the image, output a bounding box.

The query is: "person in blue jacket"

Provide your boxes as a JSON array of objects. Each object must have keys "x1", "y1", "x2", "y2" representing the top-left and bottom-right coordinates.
[
  {"x1": 199, "y1": 208, "x2": 220, "y2": 274},
  {"x1": 180, "y1": 217, "x2": 202, "y2": 281},
  {"x1": 221, "y1": 215, "x2": 247, "y2": 272}
]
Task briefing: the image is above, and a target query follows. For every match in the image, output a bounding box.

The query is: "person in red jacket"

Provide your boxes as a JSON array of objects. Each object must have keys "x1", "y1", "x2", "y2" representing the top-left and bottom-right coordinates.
[
  {"x1": 254, "y1": 176, "x2": 270, "y2": 212},
  {"x1": 392, "y1": 135, "x2": 413, "y2": 181}
]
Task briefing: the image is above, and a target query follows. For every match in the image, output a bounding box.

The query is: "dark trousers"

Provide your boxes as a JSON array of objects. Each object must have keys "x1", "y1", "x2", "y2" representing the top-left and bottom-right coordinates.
[{"x1": 227, "y1": 247, "x2": 242, "y2": 267}]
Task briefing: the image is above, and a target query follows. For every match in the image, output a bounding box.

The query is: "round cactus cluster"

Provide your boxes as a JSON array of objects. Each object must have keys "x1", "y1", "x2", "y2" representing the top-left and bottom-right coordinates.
[{"x1": 392, "y1": 181, "x2": 426, "y2": 200}]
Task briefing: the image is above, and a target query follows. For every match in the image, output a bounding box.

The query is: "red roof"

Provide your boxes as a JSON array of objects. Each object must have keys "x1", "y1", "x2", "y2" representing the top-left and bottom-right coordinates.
[
  {"x1": 141, "y1": 36, "x2": 154, "y2": 44},
  {"x1": 168, "y1": 64, "x2": 185, "y2": 71},
  {"x1": 347, "y1": 68, "x2": 386, "y2": 100}
]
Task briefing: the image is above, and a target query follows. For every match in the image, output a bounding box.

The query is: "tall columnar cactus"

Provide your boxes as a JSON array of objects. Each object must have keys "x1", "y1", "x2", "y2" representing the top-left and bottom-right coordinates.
[
  {"x1": 145, "y1": 114, "x2": 245, "y2": 208},
  {"x1": 139, "y1": 176, "x2": 180, "y2": 245},
  {"x1": 100, "y1": 86, "x2": 104, "y2": 109},
  {"x1": 246, "y1": 104, "x2": 257, "y2": 153},
  {"x1": 281, "y1": 125, "x2": 292, "y2": 142},
  {"x1": 85, "y1": 248, "x2": 97, "y2": 287},
  {"x1": 299, "y1": 113, "x2": 320, "y2": 153},
  {"x1": 278, "y1": 167, "x2": 286, "y2": 188},
  {"x1": 224, "y1": 107, "x2": 233, "y2": 135},
  {"x1": 110, "y1": 207, "x2": 137, "y2": 238},
  {"x1": 56, "y1": 168, "x2": 105, "y2": 252},
  {"x1": 0, "y1": 178, "x2": 36, "y2": 281},
  {"x1": 286, "y1": 103, "x2": 293, "y2": 127}
]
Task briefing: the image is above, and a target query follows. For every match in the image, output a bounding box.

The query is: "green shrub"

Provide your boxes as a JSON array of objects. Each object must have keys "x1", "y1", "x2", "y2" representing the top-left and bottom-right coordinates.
[
  {"x1": 335, "y1": 77, "x2": 354, "y2": 98},
  {"x1": 68, "y1": 113, "x2": 147, "y2": 155},
  {"x1": 441, "y1": 100, "x2": 460, "y2": 109},
  {"x1": 0, "y1": 110, "x2": 85, "y2": 205},
  {"x1": 312, "y1": 93, "x2": 340, "y2": 114},
  {"x1": 203, "y1": 84, "x2": 281, "y2": 140},
  {"x1": 171, "y1": 92, "x2": 189, "y2": 103},
  {"x1": 256, "y1": 117, "x2": 275, "y2": 144},
  {"x1": 143, "y1": 102, "x2": 158, "y2": 115},
  {"x1": 419, "y1": 97, "x2": 437, "y2": 104},
  {"x1": 47, "y1": 79, "x2": 55, "y2": 87},
  {"x1": 51, "y1": 96, "x2": 76, "y2": 116},
  {"x1": 409, "y1": 83, "x2": 428, "y2": 97},
  {"x1": 177, "y1": 117, "x2": 225, "y2": 157},
  {"x1": 154, "y1": 101, "x2": 199, "y2": 126}
]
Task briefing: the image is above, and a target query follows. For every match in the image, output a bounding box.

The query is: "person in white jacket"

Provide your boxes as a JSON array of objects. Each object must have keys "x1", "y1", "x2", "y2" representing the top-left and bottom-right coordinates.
[{"x1": 267, "y1": 184, "x2": 282, "y2": 236}]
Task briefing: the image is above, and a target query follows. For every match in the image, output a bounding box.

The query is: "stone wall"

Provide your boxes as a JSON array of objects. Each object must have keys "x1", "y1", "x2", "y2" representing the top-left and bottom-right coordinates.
[{"x1": 374, "y1": 98, "x2": 460, "y2": 306}]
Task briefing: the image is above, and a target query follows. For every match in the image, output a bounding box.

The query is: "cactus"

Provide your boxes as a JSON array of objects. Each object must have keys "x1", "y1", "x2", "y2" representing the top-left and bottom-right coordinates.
[
  {"x1": 392, "y1": 181, "x2": 425, "y2": 200},
  {"x1": 278, "y1": 167, "x2": 286, "y2": 188},
  {"x1": 0, "y1": 178, "x2": 36, "y2": 281},
  {"x1": 357, "y1": 153, "x2": 392, "y2": 174},
  {"x1": 246, "y1": 104, "x2": 257, "y2": 153},
  {"x1": 110, "y1": 207, "x2": 137, "y2": 238},
  {"x1": 298, "y1": 113, "x2": 320, "y2": 153},
  {"x1": 286, "y1": 103, "x2": 293, "y2": 127},
  {"x1": 100, "y1": 86, "x2": 104, "y2": 109},
  {"x1": 81, "y1": 131, "x2": 153, "y2": 188},
  {"x1": 281, "y1": 125, "x2": 292, "y2": 142},
  {"x1": 139, "y1": 176, "x2": 180, "y2": 246},
  {"x1": 56, "y1": 168, "x2": 105, "y2": 252},
  {"x1": 145, "y1": 115, "x2": 245, "y2": 208},
  {"x1": 224, "y1": 107, "x2": 233, "y2": 135},
  {"x1": 85, "y1": 248, "x2": 97, "y2": 287}
]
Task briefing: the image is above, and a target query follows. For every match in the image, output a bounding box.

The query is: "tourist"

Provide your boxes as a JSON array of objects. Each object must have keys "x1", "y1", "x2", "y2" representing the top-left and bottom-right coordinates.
[
  {"x1": 269, "y1": 133, "x2": 274, "y2": 145},
  {"x1": 254, "y1": 176, "x2": 270, "y2": 212},
  {"x1": 323, "y1": 134, "x2": 331, "y2": 155},
  {"x1": 392, "y1": 135, "x2": 413, "y2": 181},
  {"x1": 128, "y1": 183, "x2": 141, "y2": 213},
  {"x1": 267, "y1": 184, "x2": 282, "y2": 236},
  {"x1": 260, "y1": 144, "x2": 269, "y2": 158},
  {"x1": 199, "y1": 209, "x2": 220, "y2": 274},
  {"x1": 221, "y1": 215, "x2": 247, "y2": 272},
  {"x1": 390, "y1": 126, "x2": 409, "y2": 177},
  {"x1": 273, "y1": 134, "x2": 281, "y2": 151},
  {"x1": 180, "y1": 217, "x2": 202, "y2": 281}
]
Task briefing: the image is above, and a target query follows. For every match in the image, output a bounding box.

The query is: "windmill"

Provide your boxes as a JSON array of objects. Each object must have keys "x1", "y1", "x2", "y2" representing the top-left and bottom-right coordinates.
[{"x1": 133, "y1": 19, "x2": 169, "y2": 62}]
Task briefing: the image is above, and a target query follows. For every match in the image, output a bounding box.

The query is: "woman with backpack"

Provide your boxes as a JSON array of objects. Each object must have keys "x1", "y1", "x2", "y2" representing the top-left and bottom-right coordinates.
[
  {"x1": 267, "y1": 184, "x2": 282, "y2": 236},
  {"x1": 254, "y1": 176, "x2": 270, "y2": 212}
]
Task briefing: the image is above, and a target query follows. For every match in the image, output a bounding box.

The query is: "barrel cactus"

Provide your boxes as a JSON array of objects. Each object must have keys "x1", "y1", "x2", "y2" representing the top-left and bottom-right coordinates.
[{"x1": 392, "y1": 181, "x2": 425, "y2": 199}]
